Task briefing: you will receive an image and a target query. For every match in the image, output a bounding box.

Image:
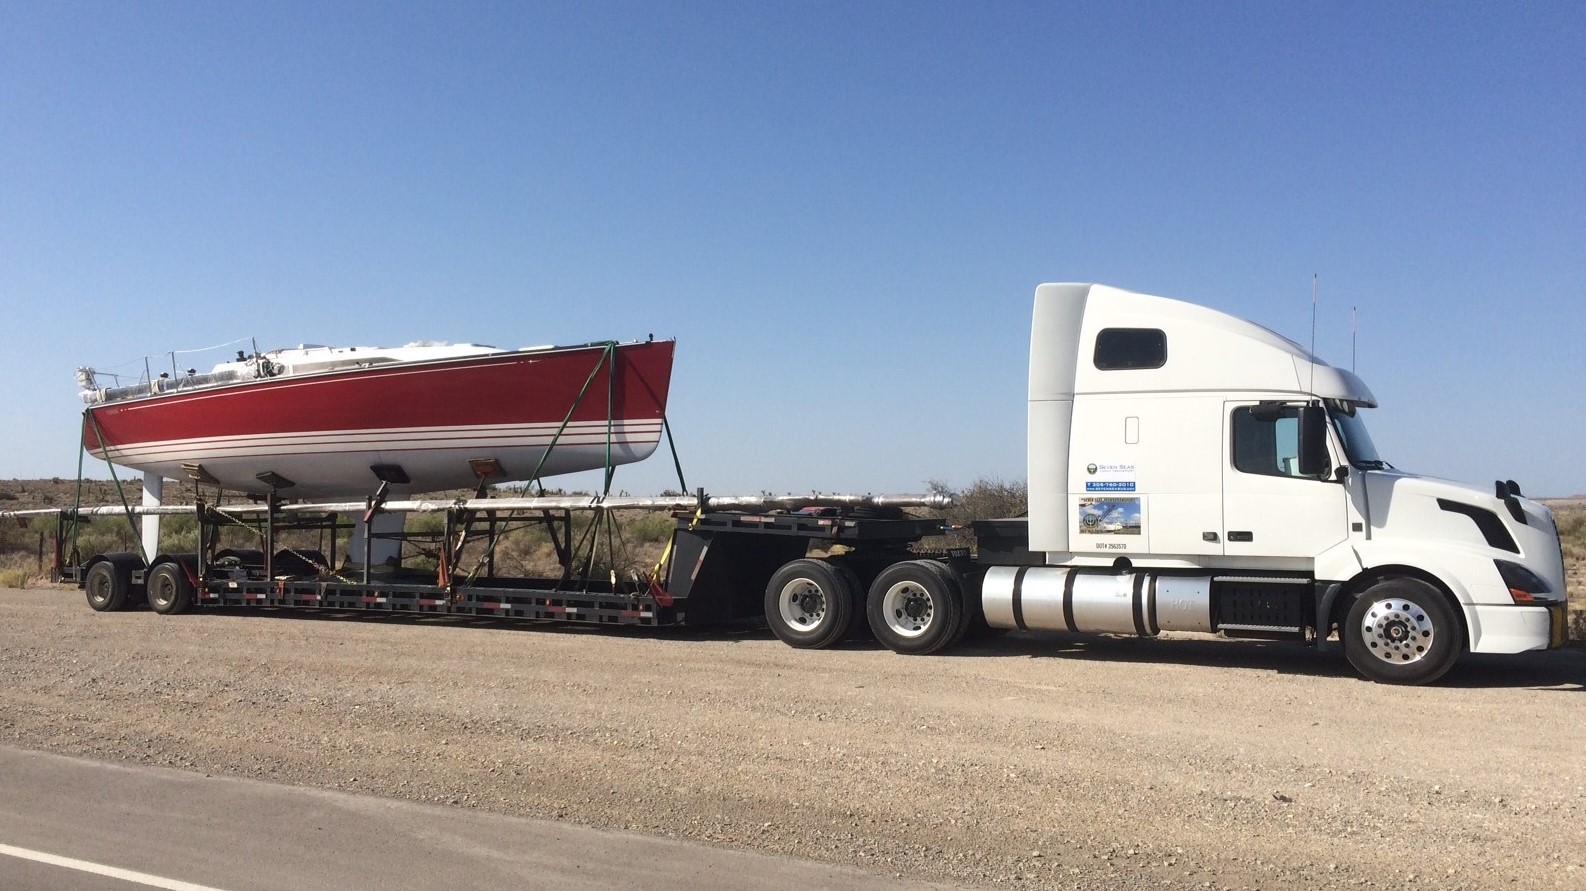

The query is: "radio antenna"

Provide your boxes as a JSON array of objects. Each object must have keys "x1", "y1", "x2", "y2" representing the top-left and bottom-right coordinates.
[
  {"x1": 1308, "y1": 274, "x2": 1318, "y2": 397},
  {"x1": 1351, "y1": 305, "x2": 1358, "y2": 373}
]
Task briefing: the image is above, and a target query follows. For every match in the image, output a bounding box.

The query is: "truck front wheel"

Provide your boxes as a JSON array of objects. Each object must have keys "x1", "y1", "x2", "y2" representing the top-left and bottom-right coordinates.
[
  {"x1": 1343, "y1": 579, "x2": 1462, "y2": 685},
  {"x1": 146, "y1": 563, "x2": 195, "y2": 615},
  {"x1": 764, "y1": 559, "x2": 859, "y2": 649},
  {"x1": 867, "y1": 560, "x2": 964, "y2": 655}
]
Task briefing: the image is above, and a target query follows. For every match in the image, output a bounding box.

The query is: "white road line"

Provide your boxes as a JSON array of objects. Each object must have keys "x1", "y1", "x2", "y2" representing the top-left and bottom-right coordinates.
[{"x1": 0, "y1": 842, "x2": 230, "y2": 891}]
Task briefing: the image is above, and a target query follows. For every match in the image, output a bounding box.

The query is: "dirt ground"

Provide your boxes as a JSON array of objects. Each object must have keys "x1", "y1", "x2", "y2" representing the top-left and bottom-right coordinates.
[{"x1": 2, "y1": 587, "x2": 1583, "y2": 890}]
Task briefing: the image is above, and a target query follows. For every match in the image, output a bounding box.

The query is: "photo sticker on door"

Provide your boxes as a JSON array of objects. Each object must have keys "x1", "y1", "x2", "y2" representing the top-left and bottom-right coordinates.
[{"x1": 1078, "y1": 497, "x2": 1142, "y2": 535}]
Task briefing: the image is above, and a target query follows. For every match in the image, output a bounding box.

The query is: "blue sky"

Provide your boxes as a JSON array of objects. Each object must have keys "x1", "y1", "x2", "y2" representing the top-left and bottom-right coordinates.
[{"x1": 3, "y1": 1, "x2": 1583, "y2": 497}]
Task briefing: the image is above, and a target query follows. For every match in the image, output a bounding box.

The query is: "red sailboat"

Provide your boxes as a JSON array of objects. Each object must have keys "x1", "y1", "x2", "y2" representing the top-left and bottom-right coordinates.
[{"x1": 78, "y1": 339, "x2": 675, "y2": 498}]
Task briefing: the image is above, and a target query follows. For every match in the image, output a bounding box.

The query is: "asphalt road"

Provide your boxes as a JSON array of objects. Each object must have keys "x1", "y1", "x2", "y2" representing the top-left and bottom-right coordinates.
[{"x1": 0, "y1": 745, "x2": 954, "y2": 891}]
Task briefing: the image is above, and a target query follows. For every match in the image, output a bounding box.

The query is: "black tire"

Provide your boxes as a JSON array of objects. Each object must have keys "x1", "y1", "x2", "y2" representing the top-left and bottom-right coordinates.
[
  {"x1": 213, "y1": 548, "x2": 265, "y2": 568},
  {"x1": 84, "y1": 561, "x2": 128, "y2": 612},
  {"x1": 957, "y1": 577, "x2": 1008, "y2": 643},
  {"x1": 764, "y1": 558, "x2": 859, "y2": 649},
  {"x1": 273, "y1": 549, "x2": 328, "y2": 578},
  {"x1": 827, "y1": 561, "x2": 872, "y2": 641},
  {"x1": 1343, "y1": 578, "x2": 1462, "y2": 685},
  {"x1": 867, "y1": 559, "x2": 964, "y2": 655},
  {"x1": 929, "y1": 562, "x2": 975, "y2": 648},
  {"x1": 962, "y1": 622, "x2": 1012, "y2": 642},
  {"x1": 146, "y1": 562, "x2": 195, "y2": 615}
]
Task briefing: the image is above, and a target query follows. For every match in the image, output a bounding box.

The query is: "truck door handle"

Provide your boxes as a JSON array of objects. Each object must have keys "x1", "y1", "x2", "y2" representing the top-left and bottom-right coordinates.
[{"x1": 1227, "y1": 531, "x2": 1253, "y2": 542}]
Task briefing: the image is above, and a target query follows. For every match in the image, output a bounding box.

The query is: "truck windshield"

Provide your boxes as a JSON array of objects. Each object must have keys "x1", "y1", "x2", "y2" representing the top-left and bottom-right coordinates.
[{"x1": 1327, "y1": 401, "x2": 1387, "y2": 469}]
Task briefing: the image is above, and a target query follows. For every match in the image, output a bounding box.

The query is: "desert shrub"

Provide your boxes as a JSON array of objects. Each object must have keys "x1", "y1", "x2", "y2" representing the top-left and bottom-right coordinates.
[
  {"x1": 0, "y1": 553, "x2": 41, "y2": 588},
  {"x1": 921, "y1": 476, "x2": 1028, "y2": 550},
  {"x1": 66, "y1": 517, "x2": 138, "y2": 558},
  {"x1": 447, "y1": 509, "x2": 667, "y2": 584},
  {"x1": 490, "y1": 538, "x2": 567, "y2": 579},
  {"x1": 405, "y1": 512, "x2": 447, "y2": 535},
  {"x1": 1556, "y1": 508, "x2": 1585, "y2": 562},
  {"x1": 0, "y1": 519, "x2": 29, "y2": 554},
  {"x1": 625, "y1": 511, "x2": 677, "y2": 544},
  {"x1": 160, "y1": 514, "x2": 199, "y2": 554},
  {"x1": 563, "y1": 511, "x2": 665, "y2": 580}
]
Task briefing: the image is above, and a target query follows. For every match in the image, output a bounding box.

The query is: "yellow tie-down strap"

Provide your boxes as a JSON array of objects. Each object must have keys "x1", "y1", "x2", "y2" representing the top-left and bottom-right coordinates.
[{"x1": 647, "y1": 505, "x2": 704, "y2": 607}]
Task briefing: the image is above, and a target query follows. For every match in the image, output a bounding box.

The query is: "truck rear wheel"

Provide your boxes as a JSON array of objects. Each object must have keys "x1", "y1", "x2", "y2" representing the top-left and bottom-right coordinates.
[
  {"x1": 84, "y1": 561, "x2": 129, "y2": 612},
  {"x1": 146, "y1": 563, "x2": 195, "y2": 615},
  {"x1": 1343, "y1": 578, "x2": 1462, "y2": 685},
  {"x1": 765, "y1": 559, "x2": 859, "y2": 649},
  {"x1": 867, "y1": 560, "x2": 964, "y2": 655}
]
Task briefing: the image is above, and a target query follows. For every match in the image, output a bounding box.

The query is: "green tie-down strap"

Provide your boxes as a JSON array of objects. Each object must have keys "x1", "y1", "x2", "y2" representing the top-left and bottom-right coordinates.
[{"x1": 82, "y1": 410, "x2": 149, "y2": 566}]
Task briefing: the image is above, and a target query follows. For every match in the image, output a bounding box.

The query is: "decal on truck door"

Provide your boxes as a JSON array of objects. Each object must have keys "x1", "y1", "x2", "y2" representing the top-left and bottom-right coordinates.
[
  {"x1": 1084, "y1": 462, "x2": 1136, "y2": 492},
  {"x1": 1078, "y1": 497, "x2": 1142, "y2": 541}
]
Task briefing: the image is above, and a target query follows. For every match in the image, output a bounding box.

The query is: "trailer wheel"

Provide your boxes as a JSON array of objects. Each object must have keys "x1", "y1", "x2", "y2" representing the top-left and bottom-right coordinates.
[
  {"x1": 214, "y1": 549, "x2": 265, "y2": 569},
  {"x1": 273, "y1": 549, "x2": 328, "y2": 578},
  {"x1": 84, "y1": 561, "x2": 129, "y2": 612},
  {"x1": 146, "y1": 563, "x2": 195, "y2": 615},
  {"x1": 830, "y1": 562, "x2": 870, "y2": 641},
  {"x1": 1343, "y1": 578, "x2": 1462, "y2": 685},
  {"x1": 867, "y1": 560, "x2": 964, "y2": 655},
  {"x1": 765, "y1": 559, "x2": 859, "y2": 649}
]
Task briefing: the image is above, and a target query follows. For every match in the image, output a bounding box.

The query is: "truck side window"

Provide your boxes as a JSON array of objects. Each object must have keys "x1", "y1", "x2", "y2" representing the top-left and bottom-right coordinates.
[
  {"x1": 1093, "y1": 328, "x2": 1166, "y2": 370},
  {"x1": 1231, "y1": 406, "x2": 1307, "y2": 478}
]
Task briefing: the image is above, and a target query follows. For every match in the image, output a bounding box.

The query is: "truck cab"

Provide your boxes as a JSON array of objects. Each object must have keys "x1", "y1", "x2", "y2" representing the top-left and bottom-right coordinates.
[{"x1": 985, "y1": 283, "x2": 1567, "y2": 683}]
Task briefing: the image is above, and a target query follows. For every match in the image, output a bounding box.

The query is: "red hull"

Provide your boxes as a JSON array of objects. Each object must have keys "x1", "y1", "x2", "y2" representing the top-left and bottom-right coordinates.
[{"x1": 83, "y1": 340, "x2": 675, "y2": 497}]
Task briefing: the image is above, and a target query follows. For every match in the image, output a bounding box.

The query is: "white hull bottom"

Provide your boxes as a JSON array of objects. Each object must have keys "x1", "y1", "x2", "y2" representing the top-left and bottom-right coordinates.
[{"x1": 93, "y1": 436, "x2": 664, "y2": 498}]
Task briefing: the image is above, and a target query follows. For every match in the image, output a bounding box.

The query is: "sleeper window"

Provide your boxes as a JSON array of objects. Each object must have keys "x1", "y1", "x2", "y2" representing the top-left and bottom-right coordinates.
[{"x1": 1093, "y1": 328, "x2": 1167, "y2": 370}]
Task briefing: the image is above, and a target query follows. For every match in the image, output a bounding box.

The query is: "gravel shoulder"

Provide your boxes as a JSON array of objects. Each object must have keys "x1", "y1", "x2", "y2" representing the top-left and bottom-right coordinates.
[{"x1": 2, "y1": 587, "x2": 1583, "y2": 890}]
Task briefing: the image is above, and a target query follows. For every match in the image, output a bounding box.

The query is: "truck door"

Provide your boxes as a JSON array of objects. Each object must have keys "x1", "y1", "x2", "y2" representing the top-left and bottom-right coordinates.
[{"x1": 1221, "y1": 402, "x2": 1347, "y2": 560}]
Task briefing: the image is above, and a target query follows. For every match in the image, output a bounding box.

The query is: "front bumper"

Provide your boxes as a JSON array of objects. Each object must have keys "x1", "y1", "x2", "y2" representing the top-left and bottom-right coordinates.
[{"x1": 1466, "y1": 602, "x2": 1569, "y2": 654}]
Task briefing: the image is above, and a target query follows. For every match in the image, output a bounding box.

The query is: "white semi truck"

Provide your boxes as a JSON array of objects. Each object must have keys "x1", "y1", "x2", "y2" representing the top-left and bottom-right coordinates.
[
  {"x1": 35, "y1": 283, "x2": 1569, "y2": 685},
  {"x1": 980, "y1": 283, "x2": 1567, "y2": 683}
]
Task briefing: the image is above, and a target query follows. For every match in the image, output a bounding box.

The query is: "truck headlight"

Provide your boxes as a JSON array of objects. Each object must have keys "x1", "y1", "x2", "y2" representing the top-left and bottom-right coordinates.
[{"x1": 1495, "y1": 560, "x2": 1556, "y2": 603}]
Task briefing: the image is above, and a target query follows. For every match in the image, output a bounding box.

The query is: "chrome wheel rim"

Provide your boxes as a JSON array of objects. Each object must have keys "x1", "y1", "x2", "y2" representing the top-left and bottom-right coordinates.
[
  {"x1": 881, "y1": 581, "x2": 933, "y2": 638},
  {"x1": 777, "y1": 578, "x2": 827, "y2": 629},
  {"x1": 86, "y1": 571, "x2": 112, "y2": 607},
  {"x1": 1358, "y1": 598, "x2": 1435, "y2": 665},
  {"x1": 150, "y1": 574, "x2": 175, "y2": 609}
]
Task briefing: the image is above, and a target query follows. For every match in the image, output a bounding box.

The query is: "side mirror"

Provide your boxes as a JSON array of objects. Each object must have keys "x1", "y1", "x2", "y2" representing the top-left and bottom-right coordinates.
[
  {"x1": 1249, "y1": 402, "x2": 1285, "y2": 422},
  {"x1": 1334, "y1": 465, "x2": 1350, "y2": 482},
  {"x1": 1298, "y1": 405, "x2": 1331, "y2": 478}
]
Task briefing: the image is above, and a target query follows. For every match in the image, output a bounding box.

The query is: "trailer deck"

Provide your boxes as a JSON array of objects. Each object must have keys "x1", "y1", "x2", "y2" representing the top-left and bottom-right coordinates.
[{"x1": 15, "y1": 493, "x2": 951, "y2": 631}]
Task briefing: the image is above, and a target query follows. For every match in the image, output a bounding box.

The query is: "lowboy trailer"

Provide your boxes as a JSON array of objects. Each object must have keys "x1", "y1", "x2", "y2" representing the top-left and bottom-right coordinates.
[{"x1": 41, "y1": 492, "x2": 965, "y2": 645}]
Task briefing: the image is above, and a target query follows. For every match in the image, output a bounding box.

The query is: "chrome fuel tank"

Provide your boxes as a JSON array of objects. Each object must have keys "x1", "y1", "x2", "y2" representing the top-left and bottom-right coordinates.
[{"x1": 982, "y1": 566, "x2": 1213, "y2": 635}]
